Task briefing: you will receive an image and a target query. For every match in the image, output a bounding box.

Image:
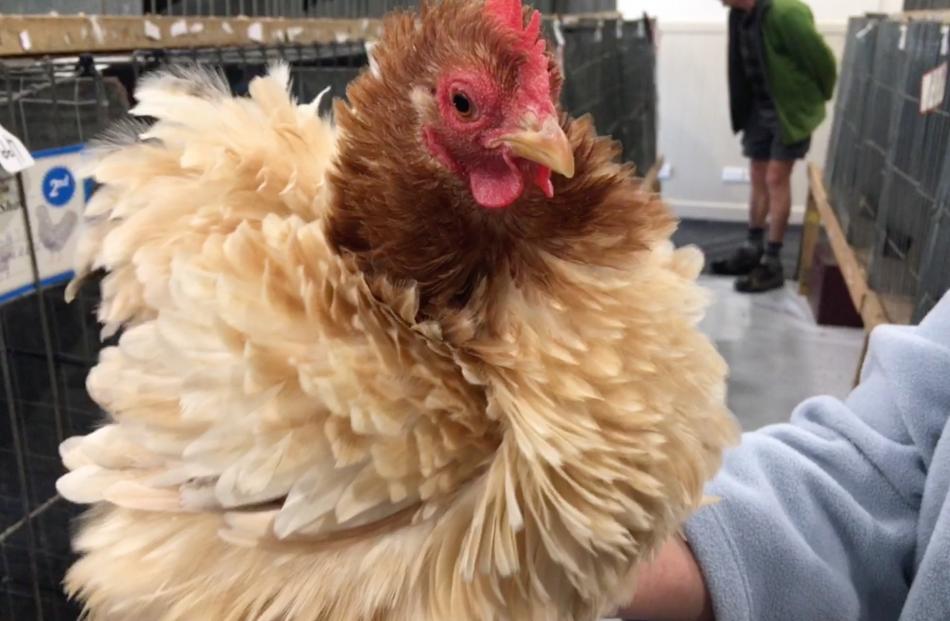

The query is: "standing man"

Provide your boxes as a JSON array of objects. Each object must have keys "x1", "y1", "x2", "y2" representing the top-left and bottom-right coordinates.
[{"x1": 711, "y1": 0, "x2": 837, "y2": 293}]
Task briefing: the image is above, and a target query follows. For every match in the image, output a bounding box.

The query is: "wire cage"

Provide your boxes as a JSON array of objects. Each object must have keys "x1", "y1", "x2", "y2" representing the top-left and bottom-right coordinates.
[
  {"x1": 904, "y1": 0, "x2": 950, "y2": 10},
  {"x1": 825, "y1": 14, "x2": 950, "y2": 325},
  {"x1": 555, "y1": 17, "x2": 657, "y2": 173},
  {"x1": 0, "y1": 13, "x2": 657, "y2": 618},
  {"x1": 2, "y1": 0, "x2": 619, "y2": 18},
  {"x1": 868, "y1": 20, "x2": 949, "y2": 322},
  {"x1": 824, "y1": 16, "x2": 882, "y2": 233}
]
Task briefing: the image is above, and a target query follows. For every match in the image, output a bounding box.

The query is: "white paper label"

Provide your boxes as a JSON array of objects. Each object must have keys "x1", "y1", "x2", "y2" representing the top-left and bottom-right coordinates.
[
  {"x1": 88, "y1": 15, "x2": 105, "y2": 43},
  {"x1": 247, "y1": 22, "x2": 264, "y2": 43},
  {"x1": 899, "y1": 24, "x2": 908, "y2": 51},
  {"x1": 0, "y1": 124, "x2": 35, "y2": 174},
  {"x1": 170, "y1": 19, "x2": 188, "y2": 37},
  {"x1": 144, "y1": 19, "x2": 161, "y2": 40},
  {"x1": 942, "y1": 26, "x2": 949, "y2": 57},
  {"x1": 222, "y1": 21, "x2": 234, "y2": 34},
  {"x1": 593, "y1": 21, "x2": 603, "y2": 43},
  {"x1": 18, "y1": 31, "x2": 31, "y2": 51},
  {"x1": 552, "y1": 18, "x2": 565, "y2": 48},
  {"x1": 921, "y1": 62, "x2": 948, "y2": 114}
]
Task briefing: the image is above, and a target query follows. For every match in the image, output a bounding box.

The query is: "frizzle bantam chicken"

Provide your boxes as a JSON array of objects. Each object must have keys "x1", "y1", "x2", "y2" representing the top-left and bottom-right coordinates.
[{"x1": 57, "y1": 0, "x2": 737, "y2": 619}]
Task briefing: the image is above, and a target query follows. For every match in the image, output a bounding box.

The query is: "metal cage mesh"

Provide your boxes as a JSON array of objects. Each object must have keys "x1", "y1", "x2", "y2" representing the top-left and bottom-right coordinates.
[{"x1": 824, "y1": 15, "x2": 950, "y2": 324}]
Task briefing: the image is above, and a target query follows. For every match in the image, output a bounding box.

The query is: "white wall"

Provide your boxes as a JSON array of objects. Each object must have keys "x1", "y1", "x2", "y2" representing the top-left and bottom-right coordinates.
[{"x1": 617, "y1": 0, "x2": 904, "y2": 222}]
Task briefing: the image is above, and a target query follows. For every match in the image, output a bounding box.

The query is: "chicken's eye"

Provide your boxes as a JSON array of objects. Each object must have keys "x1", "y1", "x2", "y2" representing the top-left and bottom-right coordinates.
[{"x1": 452, "y1": 92, "x2": 475, "y2": 119}]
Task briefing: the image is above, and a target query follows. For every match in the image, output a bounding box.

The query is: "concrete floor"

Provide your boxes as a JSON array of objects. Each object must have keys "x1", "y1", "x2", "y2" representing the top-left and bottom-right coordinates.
[{"x1": 698, "y1": 276, "x2": 866, "y2": 430}]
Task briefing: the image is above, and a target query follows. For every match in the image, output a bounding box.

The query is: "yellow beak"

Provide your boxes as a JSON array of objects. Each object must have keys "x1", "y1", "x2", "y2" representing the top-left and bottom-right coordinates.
[{"x1": 499, "y1": 116, "x2": 575, "y2": 179}]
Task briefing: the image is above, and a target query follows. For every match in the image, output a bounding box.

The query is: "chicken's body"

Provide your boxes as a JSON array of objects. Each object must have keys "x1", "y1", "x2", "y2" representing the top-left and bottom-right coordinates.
[{"x1": 59, "y1": 2, "x2": 737, "y2": 619}]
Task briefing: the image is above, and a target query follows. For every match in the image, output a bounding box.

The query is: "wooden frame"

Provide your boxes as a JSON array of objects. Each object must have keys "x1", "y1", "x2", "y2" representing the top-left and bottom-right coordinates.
[
  {"x1": 0, "y1": 12, "x2": 623, "y2": 57},
  {"x1": 799, "y1": 163, "x2": 896, "y2": 384},
  {"x1": 0, "y1": 15, "x2": 385, "y2": 56}
]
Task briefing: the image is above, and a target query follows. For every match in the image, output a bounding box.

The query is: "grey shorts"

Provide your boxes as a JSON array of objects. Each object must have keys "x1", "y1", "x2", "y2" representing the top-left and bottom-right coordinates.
[{"x1": 742, "y1": 109, "x2": 811, "y2": 161}]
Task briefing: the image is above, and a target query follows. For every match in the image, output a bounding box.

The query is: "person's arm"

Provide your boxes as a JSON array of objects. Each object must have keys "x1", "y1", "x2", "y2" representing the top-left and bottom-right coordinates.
[
  {"x1": 618, "y1": 535, "x2": 713, "y2": 621},
  {"x1": 620, "y1": 293, "x2": 950, "y2": 621},
  {"x1": 771, "y1": 3, "x2": 837, "y2": 100}
]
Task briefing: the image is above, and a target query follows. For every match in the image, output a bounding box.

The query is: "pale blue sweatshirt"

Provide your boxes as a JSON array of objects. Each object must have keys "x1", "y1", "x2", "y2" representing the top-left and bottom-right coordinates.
[{"x1": 685, "y1": 292, "x2": 950, "y2": 621}]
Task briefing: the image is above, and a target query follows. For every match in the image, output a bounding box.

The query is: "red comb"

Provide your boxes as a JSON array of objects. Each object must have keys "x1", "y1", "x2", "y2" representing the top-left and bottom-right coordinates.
[
  {"x1": 484, "y1": 0, "x2": 550, "y2": 103},
  {"x1": 484, "y1": 0, "x2": 525, "y2": 30},
  {"x1": 485, "y1": 0, "x2": 543, "y2": 45}
]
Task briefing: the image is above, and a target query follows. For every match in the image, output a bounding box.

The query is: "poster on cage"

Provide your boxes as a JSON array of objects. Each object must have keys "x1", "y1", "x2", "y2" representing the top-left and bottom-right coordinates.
[{"x1": 22, "y1": 144, "x2": 89, "y2": 290}]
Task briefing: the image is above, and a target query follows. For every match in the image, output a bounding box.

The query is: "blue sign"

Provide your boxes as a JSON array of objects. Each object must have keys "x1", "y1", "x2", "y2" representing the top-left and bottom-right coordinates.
[{"x1": 42, "y1": 166, "x2": 75, "y2": 207}]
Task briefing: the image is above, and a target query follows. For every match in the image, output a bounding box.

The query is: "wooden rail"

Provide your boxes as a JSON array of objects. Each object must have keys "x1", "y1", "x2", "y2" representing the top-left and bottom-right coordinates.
[
  {"x1": 0, "y1": 15, "x2": 385, "y2": 56},
  {"x1": 800, "y1": 164, "x2": 896, "y2": 384},
  {"x1": 0, "y1": 12, "x2": 624, "y2": 57},
  {"x1": 800, "y1": 163, "x2": 891, "y2": 332},
  {"x1": 899, "y1": 9, "x2": 950, "y2": 23}
]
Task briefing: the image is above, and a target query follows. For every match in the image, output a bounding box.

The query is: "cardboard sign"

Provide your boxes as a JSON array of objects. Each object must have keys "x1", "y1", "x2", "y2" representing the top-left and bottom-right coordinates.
[
  {"x1": 23, "y1": 145, "x2": 87, "y2": 285},
  {"x1": 0, "y1": 144, "x2": 88, "y2": 304},
  {"x1": 921, "y1": 62, "x2": 948, "y2": 115},
  {"x1": 0, "y1": 174, "x2": 33, "y2": 304}
]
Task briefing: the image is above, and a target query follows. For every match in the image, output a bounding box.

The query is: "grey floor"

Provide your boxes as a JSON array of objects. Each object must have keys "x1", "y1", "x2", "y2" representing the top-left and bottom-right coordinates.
[{"x1": 698, "y1": 275, "x2": 866, "y2": 430}]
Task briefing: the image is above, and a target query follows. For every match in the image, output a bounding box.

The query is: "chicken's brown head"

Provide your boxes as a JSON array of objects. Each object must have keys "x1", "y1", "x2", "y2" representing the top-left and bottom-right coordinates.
[
  {"x1": 417, "y1": 0, "x2": 573, "y2": 209},
  {"x1": 328, "y1": 0, "x2": 669, "y2": 314}
]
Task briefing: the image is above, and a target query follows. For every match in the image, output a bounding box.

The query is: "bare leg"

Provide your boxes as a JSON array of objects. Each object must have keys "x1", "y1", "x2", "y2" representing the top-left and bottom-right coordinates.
[
  {"x1": 711, "y1": 160, "x2": 771, "y2": 276},
  {"x1": 765, "y1": 160, "x2": 795, "y2": 244},
  {"x1": 749, "y1": 160, "x2": 770, "y2": 229}
]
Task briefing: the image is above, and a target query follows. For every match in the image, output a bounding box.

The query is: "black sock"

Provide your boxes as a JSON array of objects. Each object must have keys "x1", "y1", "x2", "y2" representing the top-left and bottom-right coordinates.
[
  {"x1": 747, "y1": 227, "x2": 765, "y2": 247},
  {"x1": 765, "y1": 241, "x2": 783, "y2": 265}
]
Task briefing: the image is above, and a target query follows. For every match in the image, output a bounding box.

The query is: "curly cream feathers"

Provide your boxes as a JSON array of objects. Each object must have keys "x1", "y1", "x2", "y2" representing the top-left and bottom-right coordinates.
[{"x1": 58, "y1": 56, "x2": 736, "y2": 621}]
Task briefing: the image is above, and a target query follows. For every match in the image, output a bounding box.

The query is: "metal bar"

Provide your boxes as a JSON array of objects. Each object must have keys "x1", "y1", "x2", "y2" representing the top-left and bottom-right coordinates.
[
  {"x1": 45, "y1": 57, "x2": 62, "y2": 147},
  {"x1": 15, "y1": 180, "x2": 67, "y2": 454},
  {"x1": 3, "y1": 173, "x2": 49, "y2": 621}
]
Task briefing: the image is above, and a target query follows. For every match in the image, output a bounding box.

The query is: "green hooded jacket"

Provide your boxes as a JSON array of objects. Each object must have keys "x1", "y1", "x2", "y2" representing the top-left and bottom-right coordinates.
[{"x1": 729, "y1": 0, "x2": 838, "y2": 145}]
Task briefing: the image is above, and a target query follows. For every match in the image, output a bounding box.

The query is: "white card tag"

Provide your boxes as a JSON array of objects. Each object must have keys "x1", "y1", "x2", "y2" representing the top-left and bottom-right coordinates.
[
  {"x1": 0, "y1": 124, "x2": 34, "y2": 174},
  {"x1": 856, "y1": 22, "x2": 874, "y2": 40},
  {"x1": 921, "y1": 62, "x2": 948, "y2": 115},
  {"x1": 941, "y1": 26, "x2": 949, "y2": 57},
  {"x1": 552, "y1": 18, "x2": 565, "y2": 48}
]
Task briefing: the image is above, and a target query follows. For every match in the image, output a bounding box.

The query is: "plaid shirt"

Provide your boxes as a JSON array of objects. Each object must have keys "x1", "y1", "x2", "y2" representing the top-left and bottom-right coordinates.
[{"x1": 737, "y1": 8, "x2": 776, "y2": 114}]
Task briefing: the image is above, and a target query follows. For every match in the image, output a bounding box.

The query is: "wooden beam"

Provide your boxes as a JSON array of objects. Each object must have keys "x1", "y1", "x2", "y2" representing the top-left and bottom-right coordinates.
[
  {"x1": 796, "y1": 189, "x2": 821, "y2": 296},
  {"x1": 0, "y1": 15, "x2": 385, "y2": 56},
  {"x1": 807, "y1": 163, "x2": 891, "y2": 332},
  {"x1": 0, "y1": 12, "x2": 625, "y2": 57},
  {"x1": 899, "y1": 9, "x2": 950, "y2": 23}
]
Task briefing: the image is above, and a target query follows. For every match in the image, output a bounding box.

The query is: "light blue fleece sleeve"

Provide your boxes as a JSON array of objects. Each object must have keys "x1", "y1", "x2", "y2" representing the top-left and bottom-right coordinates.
[{"x1": 684, "y1": 293, "x2": 950, "y2": 621}]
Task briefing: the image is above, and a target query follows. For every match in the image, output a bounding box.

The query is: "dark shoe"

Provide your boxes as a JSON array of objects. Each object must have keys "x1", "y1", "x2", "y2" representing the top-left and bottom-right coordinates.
[
  {"x1": 710, "y1": 244, "x2": 763, "y2": 276},
  {"x1": 735, "y1": 260, "x2": 785, "y2": 293}
]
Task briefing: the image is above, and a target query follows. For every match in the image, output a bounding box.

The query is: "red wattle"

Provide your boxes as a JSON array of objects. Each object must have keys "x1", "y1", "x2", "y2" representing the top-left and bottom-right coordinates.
[
  {"x1": 469, "y1": 154, "x2": 525, "y2": 209},
  {"x1": 532, "y1": 165, "x2": 554, "y2": 198}
]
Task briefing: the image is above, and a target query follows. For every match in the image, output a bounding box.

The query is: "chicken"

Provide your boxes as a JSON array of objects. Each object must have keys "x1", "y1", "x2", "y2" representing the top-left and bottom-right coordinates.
[{"x1": 57, "y1": 1, "x2": 737, "y2": 619}]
